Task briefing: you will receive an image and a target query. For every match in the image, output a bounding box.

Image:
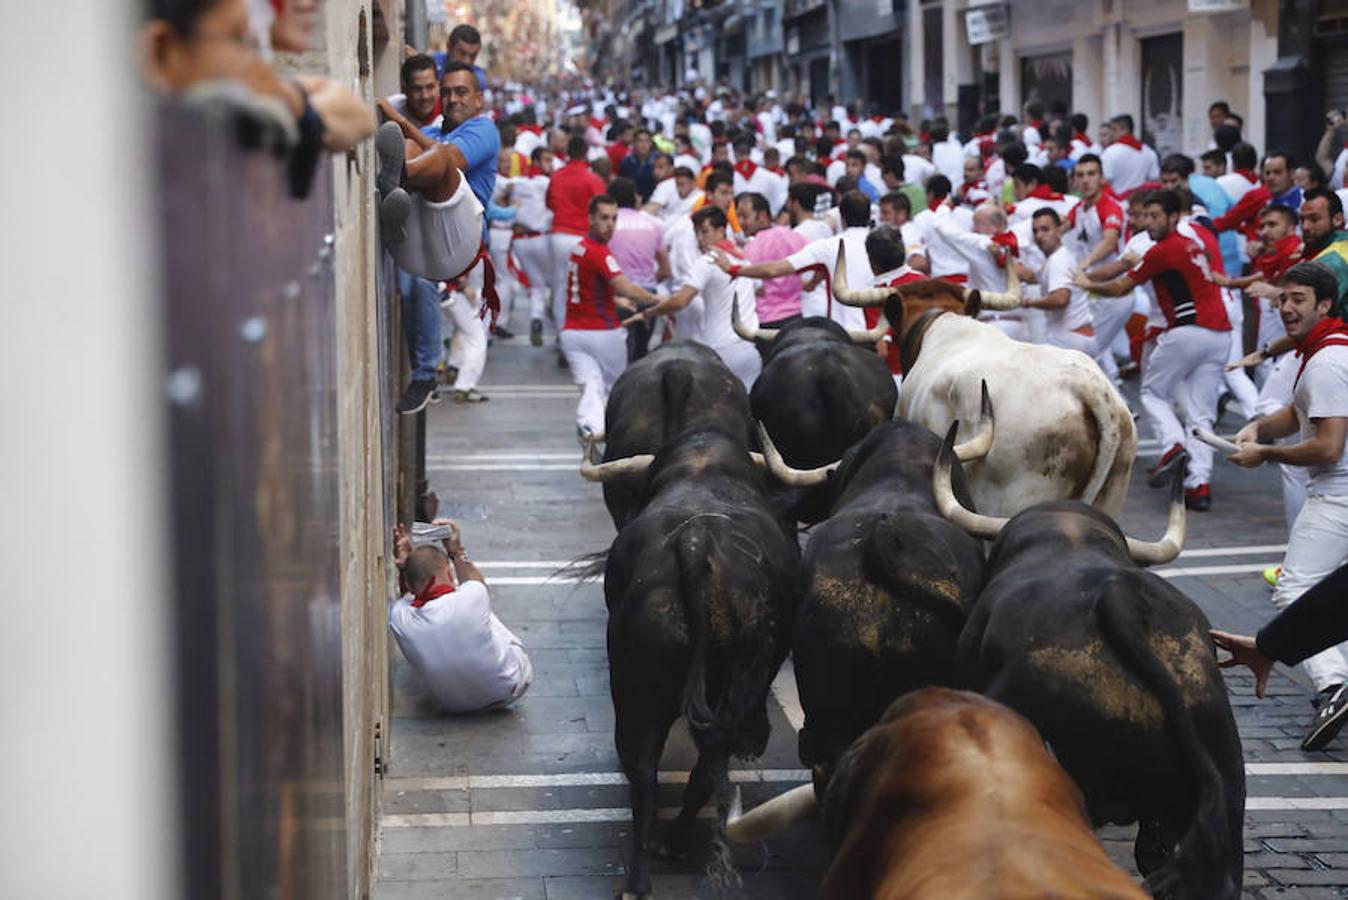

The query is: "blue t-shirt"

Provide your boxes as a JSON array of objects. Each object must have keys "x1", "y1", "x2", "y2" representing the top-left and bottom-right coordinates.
[
  {"x1": 424, "y1": 115, "x2": 499, "y2": 239},
  {"x1": 430, "y1": 53, "x2": 488, "y2": 91}
]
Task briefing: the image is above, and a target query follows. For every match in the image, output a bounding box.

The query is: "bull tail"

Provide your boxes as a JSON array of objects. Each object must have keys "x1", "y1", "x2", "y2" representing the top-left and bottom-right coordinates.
[
  {"x1": 661, "y1": 364, "x2": 695, "y2": 442},
  {"x1": 674, "y1": 523, "x2": 716, "y2": 733},
  {"x1": 1079, "y1": 381, "x2": 1122, "y2": 507},
  {"x1": 1095, "y1": 576, "x2": 1243, "y2": 899}
]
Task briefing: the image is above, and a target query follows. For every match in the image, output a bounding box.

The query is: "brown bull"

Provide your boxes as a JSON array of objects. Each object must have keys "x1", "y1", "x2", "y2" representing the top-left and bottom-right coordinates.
[{"x1": 727, "y1": 687, "x2": 1146, "y2": 899}]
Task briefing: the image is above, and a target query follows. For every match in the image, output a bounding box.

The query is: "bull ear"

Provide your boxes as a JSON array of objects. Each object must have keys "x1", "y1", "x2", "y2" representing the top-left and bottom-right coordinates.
[
  {"x1": 963, "y1": 288, "x2": 982, "y2": 319},
  {"x1": 882, "y1": 291, "x2": 906, "y2": 334}
]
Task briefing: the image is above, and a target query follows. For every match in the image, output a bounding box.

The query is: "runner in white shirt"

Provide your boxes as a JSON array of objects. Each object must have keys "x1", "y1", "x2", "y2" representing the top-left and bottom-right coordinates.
[
  {"x1": 1066, "y1": 154, "x2": 1130, "y2": 378},
  {"x1": 1100, "y1": 115, "x2": 1160, "y2": 194},
  {"x1": 1021, "y1": 208, "x2": 1096, "y2": 355},
  {"x1": 719, "y1": 190, "x2": 873, "y2": 331},
  {"x1": 649, "y1": 165, "x2": 703, "y2": 225},
  {"x1": 928, "y1": 202, "x2": 1027, "y2": 340},
  {"x1": 877, "y1": 191, "x2": 930, "y2": 274},
  {"x1": 511, "y1": 146, "x2": 556, "y2": 346},
  {"x1": 911, "y1": 177, "x2": 970, "y2": 282},
  {"x1": 1230, "y1": 260, "x2": 1348, "y2": 749},
  {"x1": 785, "y1": 182, "x2": 835, "y2": 316},
  {"x1": 631, "y1": 205, "x2": 762, "y2": 388},
  {"x1": 1007, "y1": 163, "x2": 1079, "y2": 225},
  {"x1": 389, "y1": 521, "x2": 532, "y2": 714}
]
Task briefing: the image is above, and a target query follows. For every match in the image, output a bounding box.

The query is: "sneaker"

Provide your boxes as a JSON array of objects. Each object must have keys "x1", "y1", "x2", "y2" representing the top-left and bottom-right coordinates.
[
  {"x1": 1263, "y1": 565, "x2": 1282, "y2": 587},
  {"x1": 1302, "y1": 684, "x2": 1348, "y2": 751},
  {"x1": 397, "y1": 379, "x2": 438, "y2": 415},
  {"x1": 1147, "y1": 443, "x2": 1188, "y2": 489},
  {"x1": 375, "y1": 121, "x2": 405, "y2": 198},
  {"x1": 453, "y1": 388, "x2": 489, "y2": 403},
  {"x1": 1183, "y1": 483, "x2": 1212, "y2": 512},
  {"x1": 530, "y1": 319, "x2": 544, "y2": 347},
  {"x1": 493, "y1": 326, "x2": 515, "y2": 339},
  {"x1": 380, "y1": 187, "x2": 412, "y2": 244}
]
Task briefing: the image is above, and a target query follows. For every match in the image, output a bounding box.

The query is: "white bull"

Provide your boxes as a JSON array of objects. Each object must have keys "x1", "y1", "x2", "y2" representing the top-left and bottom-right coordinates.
[{"x1": 833, "y1": 245, "x2": 1136, "y2": 518}]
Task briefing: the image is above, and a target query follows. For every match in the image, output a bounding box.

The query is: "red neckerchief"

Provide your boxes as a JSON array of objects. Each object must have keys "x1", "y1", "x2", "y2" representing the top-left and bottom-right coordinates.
[
  {"x1": 715, "y1": 238, "x2": 745, "y2": 260},
  {"x1": 525, "y1": 164, "x2": 548, "y2": 178},
  {"x1": 989, "y1": 231, "x2": 1019, "y2": 268},
  {"x1": 1114, "y1": 133, "x2": 1143, "y2": 151},
  {"x1": 1025, "y1": 184, "x2": 1065, "y2": 202},
  {"x1": 411, "y1": 580, "x2": 456, "y2": 608},
  {"x1": 1073, "y1": 131, "x2": 1091, "y2": 147},
  {"x1": 734, "y1": 159, "x2": 758, "y2": 180},
  {"x1": 1234, "y1": 168, "x2": 1258, "y2": 183},
  {"x1": 928, "y1": 196, "x2": 946, "y2": 212},
  {"x1": 1294, "y1": 317, "x2": 1348, "y2": 388},
  {"x1": 1028, "y1": 119, "x2": 1044, "y2": 131},
  {"x1": 766, "y1": 165, "x2": 786, "y2": 176},
  {"x1": 1256, "y1": 234, "x2": 1304, "y2": 281},
  {"x1": 870, "y1": 114, "x2": 885, "y2": 123},
  {"x1": 521, "y1": 123, "x2": 543, "y2": 135}
]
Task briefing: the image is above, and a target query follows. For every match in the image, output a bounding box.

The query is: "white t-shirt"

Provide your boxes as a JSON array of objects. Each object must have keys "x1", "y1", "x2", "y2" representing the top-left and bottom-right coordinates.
[
  {"x1": 682, "y1": 254, "x2": 759, "y2": 349},
  {"x1": 785, "y1": 227, "x2": 872, "y2": 330},
  {"x1": 1123, "y1": 231, "x2": 1163, "y2": 323},
  {"x1": 912, "y1": 208, "x2": 968, "y2": 278},
  {"x1": 388, "y1": 581, "x2": 529, "y2": 713},
  {"x1": 1216, "y1": 171, "x2": 1258, "y2": 205},
  {"x1": 902, "y1": 154, "x2": 937, "y2": 187},
  {"x1": 650, "y1": 179, "x2": 701, "y2": 224},
  {"x1": 1040, "y1": 245, "x2": 1093, "y2": 333},
  {"x1": 927, "y1": 207, "x2": 1007, "y2": 294},
  {"x1": 1295, "y1": 344, "x2": 1348, "y2": 496},
  {"x1": 1101, "y1": 141, "x2": 1159, "y2": 194}
]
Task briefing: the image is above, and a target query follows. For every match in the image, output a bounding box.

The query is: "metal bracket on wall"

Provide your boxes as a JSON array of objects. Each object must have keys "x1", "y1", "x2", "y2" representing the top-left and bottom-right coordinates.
[{"x1": 373, "y1": 719, "x2": 385, "y2": 777}]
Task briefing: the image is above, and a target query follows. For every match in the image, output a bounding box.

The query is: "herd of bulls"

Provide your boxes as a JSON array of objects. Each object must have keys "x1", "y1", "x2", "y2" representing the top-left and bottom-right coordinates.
[{"x1": 576, "y1": 261, "x2": 1245, "y2": 900}]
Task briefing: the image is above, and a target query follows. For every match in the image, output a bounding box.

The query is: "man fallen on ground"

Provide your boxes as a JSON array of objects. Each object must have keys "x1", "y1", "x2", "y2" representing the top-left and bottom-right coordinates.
[{"x1": 389, "y1": 520, "x2": 532, "y2": 714}]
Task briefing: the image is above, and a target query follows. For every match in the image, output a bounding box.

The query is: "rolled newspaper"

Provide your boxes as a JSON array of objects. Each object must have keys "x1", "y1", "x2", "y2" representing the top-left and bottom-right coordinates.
[
  {"x1": 412, "y1": 521, "x2": 455, "y2": 543},
  {"x1": 1191, "y1": 428, "x2": 1241, "y2": 455}
]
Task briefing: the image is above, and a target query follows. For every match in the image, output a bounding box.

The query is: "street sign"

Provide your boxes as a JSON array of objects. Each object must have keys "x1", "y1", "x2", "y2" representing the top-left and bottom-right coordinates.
[{"x1": 965, "y1": 5, "x2": 1009, "y2": 46}]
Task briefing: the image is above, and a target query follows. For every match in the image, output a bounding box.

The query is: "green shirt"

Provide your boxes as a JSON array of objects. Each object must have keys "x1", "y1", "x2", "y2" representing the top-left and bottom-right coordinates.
[
  {"x1": 1312, "y1": 230, "x2": 1348, "y2": 318},
  {"x1": 899, "y1": 183, "x2": 927, "y2": 218}
]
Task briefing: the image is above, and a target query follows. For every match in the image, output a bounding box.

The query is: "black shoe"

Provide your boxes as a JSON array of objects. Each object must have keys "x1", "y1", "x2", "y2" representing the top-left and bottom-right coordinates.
[
  {"x1": 440, "y1": 365, "x2": 459, "y2": 385},
  {"x1": 397, "y1": 379, "x2": 438, "y2": 415},
  {"x1": 530, "y1": 319, "x2": 543, "y2": 347},
  {"x1": 557, "y1": 351, "x2": 569, "y2": 369},
  {"x1": 380, "y1": 187, "x2": 411, "y2": 244},
  {"x1": 1147, "y1": 443, "x2": 1188, "y2": 489},
  {"x1": 1303, "y1": 684, "x2": 1348, "y2": 751},
  {"x1": 493, "y1": 326, "x2": 515, "y2": 339},
  {"x1": 375, "y1": 121, "x2": 405, "y2": 198}
]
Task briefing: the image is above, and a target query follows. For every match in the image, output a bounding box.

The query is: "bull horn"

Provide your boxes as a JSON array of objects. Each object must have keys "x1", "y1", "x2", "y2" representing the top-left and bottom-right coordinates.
[
  {"x1": 833, "y1": 240, "x2": 897, "y2": 307},
  {"x1": 932, "y1": 422, "x2": 1008, "y2": 540},
  {"x1": 1124, "y1": 466, "x2": 1186, "y2": 565},
  {"x1": 757, "y1": 421, "x2": 839, "y2": 486},
  {"x1": 749, "y1": 451, "x2": 767, "y2": 467},
  {"x1": 847, "y1": 320, "x2": 890, "y2": 343},
  {"x1": 953, "y1": 380, "x2": 994, "y2": 462},
  {"x1": 732, "y1": 294, "x2": 778, "y2": 342},
  {"x1": 725, "y1": 784, "x2": 817, "y2": 844},
  {"x1": 578, "y1": 435, "x2": 655, "y2": 482},
  {"x1": 976, "y1": 258, "x2": 1022, "y2": 310}
]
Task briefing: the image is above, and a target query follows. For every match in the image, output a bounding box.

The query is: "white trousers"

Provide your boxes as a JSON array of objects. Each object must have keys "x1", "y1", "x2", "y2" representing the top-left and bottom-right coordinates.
[
  {"x1": 1093, "y1": 295, "x2": 1135, "y2": 376},
  {"x1": 1139, "y1": 325, "x2": 1229, "y2": 489},
  {"x1": 442, "y1": 286, "x2": 488, "y2": 391},
  {"x1": 1271, "y1": 494, "x2": 1348, "y2": 691},
  {"x1": 487, "y1": 227, "x2": 517, "y2": 327},
  {"x1": 389, "y1": 176, "x2": 484, "y2": 281},
  {"x1": 512, "y1": 233, "x2": 553, "y2": 321},
  {"x1": 1221, "y1": 289, "x2": 1259, "y2": 420},
  {"x1": 1257, "y1": 352, "x2": 1311, "y2": 528},
  {"x1": 1046, "y1": 328, "x2": 1098, "y2": 358},
  {"x1": 549, "y1": 233, "x2": 584, "y2": 329},
  {"x1": 709, "y1": 339, "x2": 762, "y2": 391},
  {"x1": 560, "y1": 327, "x2": 628, "y2": 435}
]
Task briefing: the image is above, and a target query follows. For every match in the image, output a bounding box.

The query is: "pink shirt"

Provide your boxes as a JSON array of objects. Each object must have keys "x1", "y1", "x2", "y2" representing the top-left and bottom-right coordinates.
[
  {"x1": 743, "y1": 225, "x2": 808, "y2": 322},
  {"x1": 608, "y1": 208, "x2": 664, "y2": 289}
]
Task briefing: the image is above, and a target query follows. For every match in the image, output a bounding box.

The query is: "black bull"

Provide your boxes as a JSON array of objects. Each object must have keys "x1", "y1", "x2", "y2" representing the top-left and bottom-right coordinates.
[
  {"x1": 933, "y1": 432, "x2": 1246, "y2": 900},
  {"x1": 788, "y1": 420, "x2": 986, "y2": 796},
  {"x1": 596, "y1": 341, "x2": 752, "y2": 530},
  {"x1": 749, "y1": 317, "x2": 896, "y2": 523},
  {"x1": 595, "y1": 430, "x2": 800, "y2": 900}
]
